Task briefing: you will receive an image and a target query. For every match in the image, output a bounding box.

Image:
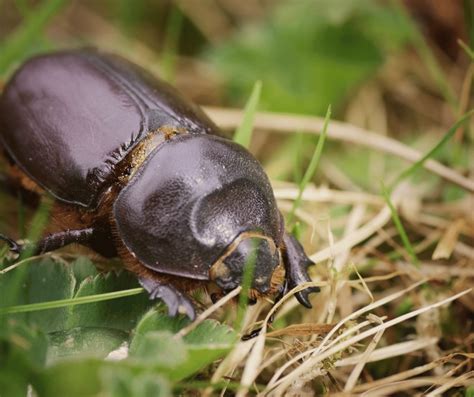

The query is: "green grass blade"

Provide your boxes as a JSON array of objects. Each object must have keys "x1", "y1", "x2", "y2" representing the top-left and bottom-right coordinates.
[
  {"x1": 233, "y1": 80, "x2": 262, "y2": 149},
  {"x1": 234, "y1": 240, "x2": 258, "y2": 331},
  {"x1": 458, "y1": 39, "x2": 474, "y2": 61},
  {"x1": 389, "y1": 110, "x2": 474, "y2": 191},
  {"x1": 382, "y1": 184, "x2": 419, "y2": 267},
  {"x1": 0, "y1": 0, "x2": 67, "y2": 75},
  {"x1": 0, "y1": 287, "x2": 144, "y2": 315},
  {"x1": 287, "y1": 105, "x2": 331, "y2": 226}
]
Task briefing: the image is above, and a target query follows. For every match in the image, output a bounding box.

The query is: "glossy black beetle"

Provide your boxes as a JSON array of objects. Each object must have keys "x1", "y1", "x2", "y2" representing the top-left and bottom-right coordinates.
[{"x1": 0, "y1": 49, "x2": 318, "y2": 319}]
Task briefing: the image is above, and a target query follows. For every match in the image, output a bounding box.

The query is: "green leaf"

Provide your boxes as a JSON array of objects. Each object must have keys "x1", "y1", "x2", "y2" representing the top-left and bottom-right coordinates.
[
  {"x1": 130, "y1": 307, "x2": 191, "y2": 351},
  {"x1": 71, "y1": 256, "x2": 99, "y2": 286},
  {"x1": 0, "y1": 257, "x2": 76, "y2": 332},
  {"x1": 35, "y1": 359, "x2": 172, "y2": 397},
  {"x1": 182, "y1": 318, "x2": 236, "y2": 346},
  {"x1": 0, "y1": 320, "x2": 48, "y2": 397},
  {"x1": 130, "y1": 330, "x2": 188, "y2": 369},
  {"x1": 210, "y1": 0, "x2": 410, "y2": 115},
  {"x1": 102, "y1": 367, "x2": 171, "y2": 397},
  {"x1": 233, "y1": 80, "x2": 262, "y2": 148},
  {"x1": 47, "y1": 327, "x2": 128, "y2": 364},
  {"x1": 67, "y1": 272, "x2": 151, "y2": 331},
  {"x1": 172, "y1": 320, "x2": 236, "y2": 381},
  {"x1": 34, "y1": 358, "x2": 104, "y2": 397},
  {"x1": 130, "y1": 309, "x2": 236, "y2": 381}
]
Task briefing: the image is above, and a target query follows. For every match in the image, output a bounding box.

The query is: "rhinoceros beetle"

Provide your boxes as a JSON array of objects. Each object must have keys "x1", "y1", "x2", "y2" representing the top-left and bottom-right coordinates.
[{"x1": 0, "y1": 49, "x2": 318, "y2": 320}]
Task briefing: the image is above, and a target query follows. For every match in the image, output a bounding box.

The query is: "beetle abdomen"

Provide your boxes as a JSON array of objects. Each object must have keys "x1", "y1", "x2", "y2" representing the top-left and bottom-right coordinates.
[{"x1": 0, "y1": 49, "x2": 219, "y2": 209}]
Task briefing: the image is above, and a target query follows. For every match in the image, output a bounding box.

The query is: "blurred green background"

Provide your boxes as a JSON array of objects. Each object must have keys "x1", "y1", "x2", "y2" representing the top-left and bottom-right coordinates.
[{"x1": 0, "y1": 0, "x2": 472, "y2": 185}]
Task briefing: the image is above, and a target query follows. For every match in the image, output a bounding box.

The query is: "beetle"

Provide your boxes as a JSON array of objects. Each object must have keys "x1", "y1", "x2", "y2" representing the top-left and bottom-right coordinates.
[{"x1": 0, "y1": 49, "x2": 318, "y2": 320}]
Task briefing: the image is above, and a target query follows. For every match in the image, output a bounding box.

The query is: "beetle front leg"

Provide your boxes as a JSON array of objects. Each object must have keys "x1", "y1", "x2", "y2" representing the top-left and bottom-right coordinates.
[
  {"x1": 138, "y1": 276, "x2": 196, "y2": 321},
  {"x1": 282, "y1": 232, "x2": 319, "y2": 308}
]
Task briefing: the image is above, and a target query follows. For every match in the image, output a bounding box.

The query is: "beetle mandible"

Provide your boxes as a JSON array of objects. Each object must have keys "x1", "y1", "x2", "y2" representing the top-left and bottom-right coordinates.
[{"x1": 0, "y1": 49, "x2": 318, "y2": 319}]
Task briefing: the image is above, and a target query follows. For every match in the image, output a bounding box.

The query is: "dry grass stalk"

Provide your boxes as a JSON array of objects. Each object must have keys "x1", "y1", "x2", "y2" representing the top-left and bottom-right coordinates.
[
  {"x1": 343, "y1": 315, "x2": 385, "y2": 392},
  {"x1": 265, "y1": 287, "x2": 471, "y2": 395},
  {"x1": 432, "y1": 218, "x2": 466, "y2": 259}
]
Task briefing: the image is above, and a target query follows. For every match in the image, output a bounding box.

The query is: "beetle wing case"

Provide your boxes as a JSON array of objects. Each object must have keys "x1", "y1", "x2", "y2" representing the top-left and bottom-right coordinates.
[
  {"x1": 113, "y1": 134, "x2": 283, "y2": 280},
  {"x1": 0, "y1": 49, "x2": 221, "y2": 209}
]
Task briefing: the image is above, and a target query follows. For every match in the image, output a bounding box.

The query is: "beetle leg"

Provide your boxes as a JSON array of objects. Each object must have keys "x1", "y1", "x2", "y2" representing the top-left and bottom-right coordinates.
[
  {"x1": 0, "y1": 228, "x2": 96, "y2": 256},
  {"x1": 282, "y1": 232, "x2": 319, "y2": 308},
  {"x1": 138, "y1": 276, "x2": 196, "y2": 321},
  {"x1": 35, "y1": 228, "x2": 96, "y2": 254}
]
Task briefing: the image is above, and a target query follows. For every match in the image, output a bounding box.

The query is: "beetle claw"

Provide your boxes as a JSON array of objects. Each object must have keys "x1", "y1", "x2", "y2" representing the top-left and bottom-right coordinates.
[
  {"x1": 283, "y1": 231, "x2": 320, "y2": 309},
  {"x1": 0, "y1": 233, "x2": 22, "y2": 255},
  {"x1": 295, "y1": 287, "x2": 319, "y2": 308},
  {"x1": 139, "y1": 277, "x2": 196, "y2": 321}
]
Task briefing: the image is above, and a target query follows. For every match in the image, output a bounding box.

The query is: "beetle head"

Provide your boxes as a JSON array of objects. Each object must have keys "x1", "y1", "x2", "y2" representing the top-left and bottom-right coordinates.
[{"x1": 210, "y1": 233, "x2": 284, "y2": 298}]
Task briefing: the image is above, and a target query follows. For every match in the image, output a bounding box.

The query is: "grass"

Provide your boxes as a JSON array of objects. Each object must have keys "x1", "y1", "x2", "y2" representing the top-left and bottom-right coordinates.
[
  {"x1": 0, "y1": 0, "x2": 66, "y2": 75},
  {"x1": 0, "y1": 287, "x2": 144, "y2": 315},
  {"x1": 287, "y1": 105, "x2": 331, "y2": 227},
  {"x1": 1, "y1": 1, "x2": 473, "y2": 396},
  {"x1": 388, "y1": 110, "x2": 474, "y2": 191},
  {"x1": 381, "y1": 183, "x2": 419, "y2": 267},
  {"x1": 233, "y1": 80, "x2": 262, "y2": 149}
]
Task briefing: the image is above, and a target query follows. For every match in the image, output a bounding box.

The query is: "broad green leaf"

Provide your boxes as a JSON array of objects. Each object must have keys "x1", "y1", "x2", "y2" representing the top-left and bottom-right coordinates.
[
  {"x1": 71, "y1": 257, "x2": 99, "y2": 286},
  {"x1": 0, "y1": 320, "x2": 48, "y2": 397},
  {"x1": 130, "y1": 309, "x2": 237, "y2": 381},
  {"x1": 101, "y1": 367, "x2": 171, "y2": 397},
  {"x1": 68, "y1": 271, "x2": 151, "y2": 331},
  {"x1": 34, "y1": 358, "x2": 104, "y2": 397},
  {"x1": 182, "y1": 318, "x2": 236, "y2": 346},
  {"x1": 170, "y1": 320, "x2": 237, "y2": 381},
  {"x1": 47, "y1": 327, "x2": 128, "y2": 364},
  {"x1": 0, "y1": 257, "x2": 76, "y2": 332},
  {"x1": 35, "y1": 359, "x2": 171, "y2": 397},
  {"x1": 130, "y1": 306, "x2": 190, "y2": 351},
  {"x1": 130, "y1": 330, "x2": 187, "y2": 369}
]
